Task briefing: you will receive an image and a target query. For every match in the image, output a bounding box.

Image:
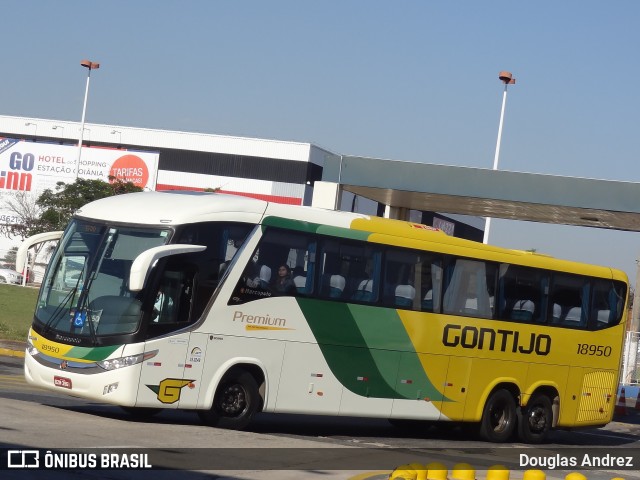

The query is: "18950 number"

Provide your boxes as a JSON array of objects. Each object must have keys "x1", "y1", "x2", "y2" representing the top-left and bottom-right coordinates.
[{"x1": 576, "y1": 343, "x2": 612, "y2": 356}]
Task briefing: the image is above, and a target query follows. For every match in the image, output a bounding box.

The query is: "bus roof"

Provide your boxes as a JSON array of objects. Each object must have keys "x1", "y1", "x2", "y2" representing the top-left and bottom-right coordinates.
[
  {"x1": 75, "y1": 191, "x2": 270, "y2": 225},
  {"x1": 75, "y1": 191, "x2": 626, "y2": 282},
  {"x1": 75, "y1": 191, "x2": 369, "y2": 227}
]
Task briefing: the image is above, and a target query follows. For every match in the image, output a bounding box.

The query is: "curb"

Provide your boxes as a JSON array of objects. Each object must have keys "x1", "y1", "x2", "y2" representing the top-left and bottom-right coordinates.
[
  {"x1": 0, "y1": 340, "x2": 27, "y2": 359},
  {"x1": 0, "y1": 347, "x2": 25, "y2": 358}
]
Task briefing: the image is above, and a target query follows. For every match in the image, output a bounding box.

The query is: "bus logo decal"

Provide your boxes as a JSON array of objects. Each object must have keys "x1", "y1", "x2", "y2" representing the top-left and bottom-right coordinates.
[
  {"x1": 146, "y1": 378, "x2": 195, "y2": 404},
  {"x1": 233, "y1": 310, "x2": 292, "y2": 330},
  {"x1": 442, "y1": 324, "x2": 551, "y2": 356}
]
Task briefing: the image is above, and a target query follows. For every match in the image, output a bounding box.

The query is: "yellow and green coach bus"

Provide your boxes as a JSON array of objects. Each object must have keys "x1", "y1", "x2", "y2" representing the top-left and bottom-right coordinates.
[{"x1": 23, "y1": 191, "x2": 628, "y2": 443}]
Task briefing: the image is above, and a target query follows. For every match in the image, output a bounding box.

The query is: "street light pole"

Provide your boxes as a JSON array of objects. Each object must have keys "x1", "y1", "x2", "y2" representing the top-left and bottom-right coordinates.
[
  {"x1": 25, "y1": 122, "x2": 38, "y2": 140},
  {"x1": 111, "y1": 129, "x2": 122, "y2": 147},
  {"x1": 52, "y1": 125, "x2": 65, "y2": 143},
  {"x1": 77, "y1": 59, "x2": 100, "y2": 180},
  {"x1": 483, "y1": 71, "x2": 515, "y2": 244}
]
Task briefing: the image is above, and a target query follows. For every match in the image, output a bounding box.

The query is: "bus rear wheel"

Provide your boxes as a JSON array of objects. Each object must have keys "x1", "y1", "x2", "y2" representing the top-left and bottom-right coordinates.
[
  {"x1": 479, "y1": 388, "x2": 517, "y2": 442},
  {"x1": 198, "y1": 369, "x2": 259, "y2": 430},
  {"x1": 518, "y1": 393, "x2": 552, "y2": 444}
]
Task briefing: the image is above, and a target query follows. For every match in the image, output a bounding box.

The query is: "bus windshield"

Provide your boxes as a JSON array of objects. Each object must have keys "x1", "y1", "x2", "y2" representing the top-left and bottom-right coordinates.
[{"x1": 35, "y1": 220, "x2": 171, "y2": 339}]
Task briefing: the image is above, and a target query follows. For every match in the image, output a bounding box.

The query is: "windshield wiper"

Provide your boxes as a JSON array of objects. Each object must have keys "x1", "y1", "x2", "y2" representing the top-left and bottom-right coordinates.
[
  {"x1": 43, "y1": 284, "x2": 79, "y2": 334},
  {"x1": 42, "y1": 270, "x2": 88, "y2": 341}
]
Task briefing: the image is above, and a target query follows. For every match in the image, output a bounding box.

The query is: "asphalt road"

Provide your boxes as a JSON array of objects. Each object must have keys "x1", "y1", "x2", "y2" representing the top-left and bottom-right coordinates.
[{"x1": 2, "y1": 353, "x2": 640, "y2": 480}]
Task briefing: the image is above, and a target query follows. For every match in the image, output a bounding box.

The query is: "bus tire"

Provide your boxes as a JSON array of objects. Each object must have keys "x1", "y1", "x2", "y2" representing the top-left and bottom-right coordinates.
[
  {"x1": 199, "y1": 369, "x2": 259, "y2": 430},
  {"x1": 479, "y1": 388, "x2": 517, "y2": 442},
  {"x1": 517, "y1": 393, "x2": 552, "y2": 444}
]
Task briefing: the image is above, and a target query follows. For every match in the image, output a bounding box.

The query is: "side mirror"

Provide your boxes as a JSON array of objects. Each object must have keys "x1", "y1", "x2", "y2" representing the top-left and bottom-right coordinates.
[
  {"x1": 17, "y1": 231, "x2": 64, "y2": 286},
  {"x1": 129, "y1": 244, "x2": 206, "y2": 292}
]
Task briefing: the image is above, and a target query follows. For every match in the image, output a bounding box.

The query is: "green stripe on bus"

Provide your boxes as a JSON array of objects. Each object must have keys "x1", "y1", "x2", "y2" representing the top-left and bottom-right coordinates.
[
  {"x1": 262, "y1": 216, "x2": 371, "y2": 241},
  {"x1": 297, "y1": 298, "x2": 444, "y2": 400},
  {"x1": 262, "y1": 216, "x2": 320, "y2": 234},
  {"x1": 67, "y1": 344, "x2": 121, "y2": 361},
  {"x1": 316, "y1": 225, "x2": 370, "y2": 241}
]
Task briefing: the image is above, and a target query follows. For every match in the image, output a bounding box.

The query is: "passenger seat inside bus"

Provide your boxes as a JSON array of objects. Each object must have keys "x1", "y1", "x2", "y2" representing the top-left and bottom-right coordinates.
[
  {"x1": 258, "y1": 265, "x2": 272, "y2": 290},
  {"x1": 352, "y1": 279, "x2": 374, "y2": 302},
  {"x1": 510, "y1": 299, "x2": 535, "y2": 322},
  {"x1": 394, "y1": 284, "x2": 416, "y2": 308},
  {"x1": 292, "y1": 267, "x2": 307, "y2": 293},
  {"x1": 328, "y1": 274, "x2": 346, "y2": 298}
]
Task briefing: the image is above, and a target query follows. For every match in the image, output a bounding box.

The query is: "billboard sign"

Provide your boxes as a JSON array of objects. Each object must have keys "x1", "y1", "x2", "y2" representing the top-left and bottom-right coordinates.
[{"x1": 0, "y1": 138, "x2": 159, "y2": 224}]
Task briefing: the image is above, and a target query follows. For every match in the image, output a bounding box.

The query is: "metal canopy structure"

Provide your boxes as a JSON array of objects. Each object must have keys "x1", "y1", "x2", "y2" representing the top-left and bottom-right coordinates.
[{"x1": 322, "y1": 155, "x2": 640, "y2": 232}]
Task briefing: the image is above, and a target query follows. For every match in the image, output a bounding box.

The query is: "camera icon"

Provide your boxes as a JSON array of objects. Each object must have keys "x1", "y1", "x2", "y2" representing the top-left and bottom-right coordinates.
[{"x1": 7, "y1": 450, "x2": 40, "y2": 468}]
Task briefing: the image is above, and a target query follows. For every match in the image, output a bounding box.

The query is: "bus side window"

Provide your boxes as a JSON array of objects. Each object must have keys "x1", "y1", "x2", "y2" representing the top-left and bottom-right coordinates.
[
  {"x1": 383, "y1": 248, "x2": 444, "y2": 311},
  {"x1": 146, "y1": 266, "x2": 196, "y2": 338},
  {"x1": 443, "y1": 258, "x2": 496, "y2": 319},
  {"x1": 317, "y1": 238, "x2": 380, "y2": 304},
  {"x1": 497, "y1": 265, "x2": 548, "y2": 323},
  {"x1": 549, "y1": 274, "x2": 588, "y2": 328},
  {"x1": 229, "y1": 228, "x2": 315, "y2": 304},
  {"x1": 590, "y1": 280, "x2": 625, "y2": 329}
]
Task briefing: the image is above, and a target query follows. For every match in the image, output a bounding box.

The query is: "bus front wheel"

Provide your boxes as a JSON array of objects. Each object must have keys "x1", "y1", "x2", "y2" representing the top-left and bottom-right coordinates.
[
  {"x1": 199, "y1": 369, "x2": 259, "y2": 430},
  {"x1": 517, "y1": 393, "x2": 552, "y2": 444},
  {"x1": 479, "y1": 388, "x2": 517, "y2": 442}
]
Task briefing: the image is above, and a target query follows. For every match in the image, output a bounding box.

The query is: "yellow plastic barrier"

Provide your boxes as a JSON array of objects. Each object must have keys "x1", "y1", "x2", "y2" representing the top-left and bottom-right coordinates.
[
  {"x1": 486, "y1": 464, "x2": 509, "y2": 480},
  {"x1": 381, "y1": 460, "x2": 635, "y2": 480},
  {"x1": 425, "y1": 461, "x2": 449, "y2": 480},
  {"x1": 389, "y1": 463, "x2": 428, "y2": 480},
  {"x1": 564, "y1": 474, "x2": 587, "y2": 480},
  {"x1": 451, "y1": 462, "x2": 476, "y2": 480},
  {"x1": 522, "y1": 469, "x2": 546, "y2": 480}
]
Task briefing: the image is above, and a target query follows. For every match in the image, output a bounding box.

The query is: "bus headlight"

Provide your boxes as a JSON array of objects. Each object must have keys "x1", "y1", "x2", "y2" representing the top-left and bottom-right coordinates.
[
  {"x1": 97, "y1": 350, "x2": 158, "y2": 371},
  {"x1": 26, "y1": 339, "x2": 39, "y2": 357}
]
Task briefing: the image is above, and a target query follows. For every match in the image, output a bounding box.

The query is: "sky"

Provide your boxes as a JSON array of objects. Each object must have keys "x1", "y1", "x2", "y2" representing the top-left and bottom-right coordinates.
[{"x1": 2, "y1": 1, "x2": 640, "y2": 280}]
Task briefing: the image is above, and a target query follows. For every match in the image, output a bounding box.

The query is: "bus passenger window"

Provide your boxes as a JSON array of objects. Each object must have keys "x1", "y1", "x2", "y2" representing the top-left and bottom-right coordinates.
[
  {"x1": 443, "y1": 259, "x2": 496, "y2": 319},
  {"x1": 549, "y1": 274, "x2": 588, "y2": 328},
  {"x1": 229, "y1": 227, "x2": 315, "y2": 305},
  {"x1": 497, "y1": 265, "x2": 548, "y2": 323},
  {"x1": 590, "y1": 280, "x2": 625, "y2": 329},
  {"x1": 146, "y1": 267, "x2": 196, "y2": 338},
  {"x1": 318, "y1": 238, "x2": 379, "y2": 303}
]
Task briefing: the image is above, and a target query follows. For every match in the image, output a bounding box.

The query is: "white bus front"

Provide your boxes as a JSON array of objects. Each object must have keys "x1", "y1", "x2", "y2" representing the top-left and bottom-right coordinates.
[{"x1": 24, "y1": 214, "x2": 254, "y2": 410}]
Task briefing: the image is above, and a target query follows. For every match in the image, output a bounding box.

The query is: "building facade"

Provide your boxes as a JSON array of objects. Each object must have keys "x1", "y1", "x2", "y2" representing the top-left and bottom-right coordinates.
[{"x1": 0, "y1": 114, "x2": 483, "y2": 270}]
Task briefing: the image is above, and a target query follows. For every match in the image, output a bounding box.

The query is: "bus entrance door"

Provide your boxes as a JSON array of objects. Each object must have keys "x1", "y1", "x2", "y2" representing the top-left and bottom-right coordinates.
[{"x1": 136, "y1": 270, "x2": 200, "y2": 408}]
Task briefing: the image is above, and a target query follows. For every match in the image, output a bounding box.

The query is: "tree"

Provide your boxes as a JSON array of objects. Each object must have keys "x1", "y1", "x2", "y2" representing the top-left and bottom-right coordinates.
[
  {"x1": 0, "y1": 190, "x2": 43, "y2": 240},
  {"x1": 2, "y1": 246, "x2": 18, "y2": 266},
  {"x1": 36, "y1": 176, "x2": 142, "y2": 232}
]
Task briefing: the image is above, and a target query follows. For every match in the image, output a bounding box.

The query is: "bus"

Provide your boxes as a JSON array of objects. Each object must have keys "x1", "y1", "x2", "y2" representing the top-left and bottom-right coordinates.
[{"x1": 23, "y1": 191, "x2": 628, "y2": 443}]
